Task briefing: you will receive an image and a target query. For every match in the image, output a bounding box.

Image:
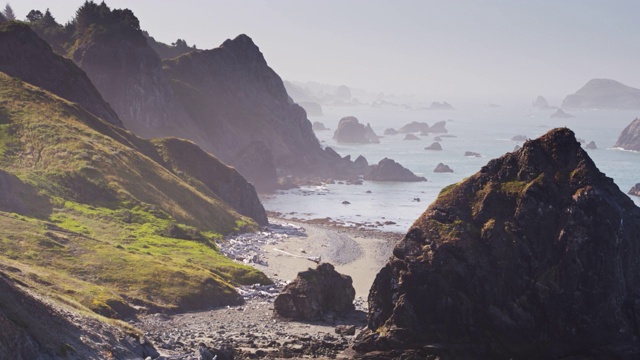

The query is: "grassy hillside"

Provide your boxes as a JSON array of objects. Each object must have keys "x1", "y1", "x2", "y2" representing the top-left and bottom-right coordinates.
[{"x1": 0, "y1": 73, "x2": 270, "y2": 318}]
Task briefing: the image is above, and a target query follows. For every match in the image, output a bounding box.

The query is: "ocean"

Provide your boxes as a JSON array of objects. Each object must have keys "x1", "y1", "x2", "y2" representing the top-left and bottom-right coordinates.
[{"x1": 261, "y1": 105, "x2": 640, "y2": 233}]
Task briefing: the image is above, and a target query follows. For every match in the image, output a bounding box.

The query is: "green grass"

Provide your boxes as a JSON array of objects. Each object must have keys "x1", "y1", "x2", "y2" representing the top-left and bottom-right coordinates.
[{"x1": 0, "y1": 73, "x2": 270, "y2": 317}]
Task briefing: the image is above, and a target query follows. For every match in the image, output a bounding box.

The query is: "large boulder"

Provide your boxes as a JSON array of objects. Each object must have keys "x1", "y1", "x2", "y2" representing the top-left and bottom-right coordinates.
[
  {"x1": 615, "y1": 118, "x2": 640, "y2": 151},
  {"x1": 364, "y1": 158, "x2": 426, "y2": 182},
  {"x1": 274, "y1": 263, "x2": 355, "y2": 321},
  {"x1": 425, "y1": 142, "x2": 442, "y2": 151},
  {"x1": 312, "y1": 121, "x2": 328, "y2": 131},
  {"x1": 433, "y1": 163, "x2": 453, "y2": 173},
  {"x1": 398, "y1": 121, "x2": 429, "y2": 133},
  {"x1": 333, "y1": 116, "x2": 379, "y2": 144},
  {"x1": 355, "y1": 128, "x2": 640, "y2": 358}
]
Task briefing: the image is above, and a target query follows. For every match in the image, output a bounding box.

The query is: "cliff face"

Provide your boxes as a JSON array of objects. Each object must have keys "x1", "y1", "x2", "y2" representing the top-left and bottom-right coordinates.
[
  {"x1": 614, "y1": 118, "x2": 640, "y2": 151},
  {"x1": 562, "y1": 79, "x2": 640, "y2": 109},
  {"x1": 70, "y1": 8, "x2": 203, "y2": 142},
  {"x1": 356, "y1": 128, "x2": 640, "y2": 358},
  {"x1": 0, "y1": 22, "x2": 121, "y2": 126},
  {"x1": 163, "y1": 34, "x2": 327, "y2": 189}
]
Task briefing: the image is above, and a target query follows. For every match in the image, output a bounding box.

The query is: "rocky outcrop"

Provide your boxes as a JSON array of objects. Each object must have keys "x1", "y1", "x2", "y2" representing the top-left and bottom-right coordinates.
[
  {"x1": 629, "y1": 183, "x2": 640, "y2": 197},
  {"x1": 425, "y1": 142, "x2": 442, "y2": 151},
  {"x1": 512, "y1": 135, "x2": 528, "y2": 141},
  {"x1": 153, "y1": 138, "x2": 268, "y2": 224},
  {"x1": 364, "y1": 158, "x2": 426, "y2": 182},
  {"x1": 0, "y1": 22, "x2": 121, "y2": 126},
  {"x1": 403, "y1": 134, "x2": 420, "y2": 140},
  {"x1": 398, "y1": 121, "x2": 429, "y2": 133},
  {"x1": 0, "y1": 273, "x2": 159, "y2": 359},
  {"x1": 614, "y1": 118, "x2": 640, "y2": 151},
  {"x1": 355, "y1": 128, "x2": 640, "y2": 359},
  {"x1": 333, "y1": 116, "x2": 379, "y2": 144},
  {"x1": 549, "y1": 109, "x2": 575, "y2": 118},
  {"x1": 273, "y1": 263, "x2": 355, "y2": 321},
  {"x1": 433, "y1": 163, "x2": 453, "y2": 173},
  {"x1": 70, "y1": 3, "x2": 201, "y2": 140},
  {"x1": 384, "y1": 128, "x2": 398, "y2": 135},
  {"x1": 429, "y1": 120, "x2": 448, "y2": 133},
  {"x1": 312, "y1": 121, "x2": 328, "y2": 131},
  {"x1": 464, "y1": 151, "x2": 481, "y2": 157},
  {"x1": 562, "y1": 78, "x2": 640, "y2": 109},
  {"x1": 299, "y1": 101, "x2": 323, "y2": 116},
  {"x1": 429, "y1": 101, "x2": 454, "y2": 110},
  {"x1": 585, "y1": 140, "x2": 597, "y2": 150},
  {"x1": 532, "y1": 95, "x2": 550, "y2": 109}
]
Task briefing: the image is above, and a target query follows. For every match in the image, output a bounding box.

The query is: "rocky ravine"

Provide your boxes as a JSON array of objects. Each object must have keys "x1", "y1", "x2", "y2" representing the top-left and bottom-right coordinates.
[{"x1": 355, "y1": 128, "x2": 640, "y2": 359}]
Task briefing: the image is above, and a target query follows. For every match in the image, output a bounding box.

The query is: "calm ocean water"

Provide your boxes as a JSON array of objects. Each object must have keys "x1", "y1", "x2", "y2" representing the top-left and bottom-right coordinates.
[{"x1": 261, "y1": 105, "x2": 640, "y2": 233}]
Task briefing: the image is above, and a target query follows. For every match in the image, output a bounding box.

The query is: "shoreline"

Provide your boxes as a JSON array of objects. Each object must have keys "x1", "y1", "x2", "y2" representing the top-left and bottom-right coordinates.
[{"x1": 135, "y1": 216, "x2": 405, "y2": 359}]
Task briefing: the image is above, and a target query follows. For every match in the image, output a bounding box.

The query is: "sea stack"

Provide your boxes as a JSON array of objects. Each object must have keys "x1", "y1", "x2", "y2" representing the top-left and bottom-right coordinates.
[{"x1": 355, "y1": 128, "x2": 640, "y2": 359}]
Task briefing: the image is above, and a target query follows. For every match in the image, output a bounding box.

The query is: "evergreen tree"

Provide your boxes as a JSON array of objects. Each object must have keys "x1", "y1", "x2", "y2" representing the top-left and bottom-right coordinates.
[
  {"x1": 26, "y1": 9, "x2": 43, "y2": 22},
  {"x1": 0, "y1": 11, "x2": 5, "y2": 23},
  {"x1": 3, "y1": 3, "x2": 15, "y2": 20}
]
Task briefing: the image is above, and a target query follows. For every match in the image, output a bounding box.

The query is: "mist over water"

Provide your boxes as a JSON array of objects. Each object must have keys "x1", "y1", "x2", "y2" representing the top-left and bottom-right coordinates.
[{"x1": 262, "y1": 105, "x2": 640, "y2": 232}]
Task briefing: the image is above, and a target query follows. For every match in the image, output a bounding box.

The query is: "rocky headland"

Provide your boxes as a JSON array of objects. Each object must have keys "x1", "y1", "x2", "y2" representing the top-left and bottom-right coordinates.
[
  {"x1": 354, "y1": 128, "x2": 640, "y2": 359},
  {"x1": 562, "y1": 78, "x2": 640, "y2": 109}
]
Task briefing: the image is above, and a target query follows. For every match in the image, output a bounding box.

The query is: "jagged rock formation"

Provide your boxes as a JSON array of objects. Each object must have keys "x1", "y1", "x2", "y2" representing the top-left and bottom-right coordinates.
[
  {"x1": 403, "y1": 134, "x2": 420, "y2": 141},
  {"x1": 274, "y1": 263, "x2": 355, "y2": 321},
  {"x1": 333, "y1": 116, "x2": 379, "y2": 143},
  {"x1": 614, "y1": 118, "x2": 640, "y2": 151},
  {"x1": 364, "y1": 158, "x2": 426, "y2": 182},
  {"x1": 532, "y1": 95, "x2": 550, "y2": 109},
  {"x1": 433, "y1": 163, "x2": 453, "y2": 173},
  {"x1": 70, "y1": 3, "x2": 202, "y2": 141},
  {"x1": 0, "y1": 22, "x2": 121, "y2": 126},
  {"x1": 425, "y1": 142, "x2": 442, "y2": 151},
  {"x1": 549, "y1": 109, "x2": 575, "y2": 118},
  {"x1": 629, "y1": 183, "x2": 640, "y2": 197},
  {"x1": 562, "y1": 79, "x2": 640, "y2": 109},
  {"x1": 384, "y1": 128, "x2": 398, "y2": 135},
  {"x1": 355, "y1": 128, "x2": 640, "y2": 359},
  {"x1": 585, "y1": 140, "x2": 597, "y2": 150}
]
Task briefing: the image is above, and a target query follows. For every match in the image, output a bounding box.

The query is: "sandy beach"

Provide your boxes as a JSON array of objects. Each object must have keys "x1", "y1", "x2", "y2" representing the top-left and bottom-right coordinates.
[{"x1": 135, "y1": 218, "x2": 404, "y2": 359}]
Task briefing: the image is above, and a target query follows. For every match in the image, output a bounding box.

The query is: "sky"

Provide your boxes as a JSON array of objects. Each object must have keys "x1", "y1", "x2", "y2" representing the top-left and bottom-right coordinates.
[{"x1": 10, "y1": 0, "x2": 640, "y2": 106}]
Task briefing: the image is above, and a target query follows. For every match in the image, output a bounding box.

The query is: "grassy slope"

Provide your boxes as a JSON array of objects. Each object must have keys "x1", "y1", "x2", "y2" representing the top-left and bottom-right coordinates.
[{"x1": 0, "y1": 73, "x2": 269, "y2": 317}]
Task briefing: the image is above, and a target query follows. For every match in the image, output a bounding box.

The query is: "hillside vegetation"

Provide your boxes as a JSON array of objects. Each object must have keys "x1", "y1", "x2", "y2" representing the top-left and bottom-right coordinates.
[{"x1": 0, "y1": 73, "x2": 270, "y2": 318}]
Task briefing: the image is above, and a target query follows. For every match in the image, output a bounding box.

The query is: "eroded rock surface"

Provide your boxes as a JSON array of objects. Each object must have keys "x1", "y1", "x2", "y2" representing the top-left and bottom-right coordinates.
[
  {"x1": 615, "y1": 118, "x2": 640, "y2": 151},
  {"x1": 355, "y1": 128, "x2": 640, "y2": 359}
]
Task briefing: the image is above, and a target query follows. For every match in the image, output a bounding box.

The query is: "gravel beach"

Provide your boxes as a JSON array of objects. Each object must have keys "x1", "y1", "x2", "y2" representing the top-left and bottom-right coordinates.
[{"x1": 134, "y1": 218, "x2": 403, "y2": 359}]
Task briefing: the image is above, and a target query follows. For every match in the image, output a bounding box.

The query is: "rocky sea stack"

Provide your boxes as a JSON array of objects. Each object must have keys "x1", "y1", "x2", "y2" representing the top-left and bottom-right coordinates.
[
  {"x1": 615, "y1": 118, "x2": 640, "y2": 151},
  {"x1": 355, "y1": 128, "x2": 640, "y2": 358}
]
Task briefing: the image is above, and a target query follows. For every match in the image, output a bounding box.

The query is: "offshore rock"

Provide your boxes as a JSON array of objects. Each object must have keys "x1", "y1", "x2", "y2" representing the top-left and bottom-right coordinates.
[
  {"x1": 433, "y1": 163, "x2": 453, "y2": 173},
  {"x1": 614, "y1": 118, "x2": 640, "y2": 151},
  {"x1": 274, "y1": 263, "x2": 355, "y2": 321},
  {"x1": 333, "y1": 116, "x2": 379, "y2": 144},
  {"x1": 355, "y1": 128, "x2": 640, "y2": 358},
  {"x1": 549, "y1": 109, "x2": 575, "y2": 119},
  {"x1": 629, "y1": 183, "x2": 640, "y2": 197},
  {"x1": 364, "y1": 158, "x2": 426, "y2": 182},
  {"x1": 562, "y1": 78, "x2": 640, "y2": 109}
]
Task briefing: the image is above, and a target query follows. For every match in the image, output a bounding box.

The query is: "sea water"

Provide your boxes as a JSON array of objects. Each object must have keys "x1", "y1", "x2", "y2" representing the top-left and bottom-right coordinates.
[{"x1": 261, "y1": 105, "x2": 640, "y2": 233}]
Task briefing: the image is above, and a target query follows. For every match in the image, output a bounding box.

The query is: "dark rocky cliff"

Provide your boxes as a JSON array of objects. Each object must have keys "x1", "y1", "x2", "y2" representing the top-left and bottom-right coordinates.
[
  {"x1": 162, "y1": 34, "x2": 331, "y2": 189},
  {"x1": 70, "y1": 4, "x2": 203, "y2": 142},
  {"x1": 0, "y1": 21, "x2": 121, "y2": 126},
  {"x1": 615, "y1": 118, "x2": 640, "y2": 151},
  {"x1": 355, "y1": 128, "x2": 640, "y2": 359}
]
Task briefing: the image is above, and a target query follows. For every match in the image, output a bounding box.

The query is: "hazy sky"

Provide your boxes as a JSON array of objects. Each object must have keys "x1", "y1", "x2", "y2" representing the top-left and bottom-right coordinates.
[{"x1": 10, "y1": 0, "x2": 640, "y2": 105}]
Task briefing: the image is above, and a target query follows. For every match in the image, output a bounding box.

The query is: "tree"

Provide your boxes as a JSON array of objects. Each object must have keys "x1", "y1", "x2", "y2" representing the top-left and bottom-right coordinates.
[
  {"x1": 3, "y1": 3, "x2": 15, "y2": 20},
  {"x1": 26, "y1": 9, "x2": 43, "y2": 22},
  {"x1": 0, "y1": 11, "x2": 5, "y2": 23}
]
